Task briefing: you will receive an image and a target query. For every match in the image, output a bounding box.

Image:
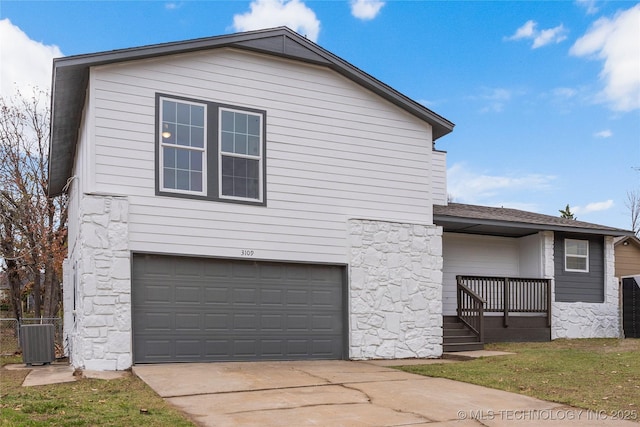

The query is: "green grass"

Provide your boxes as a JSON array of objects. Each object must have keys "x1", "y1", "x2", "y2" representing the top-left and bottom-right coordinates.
[
  {"x1": 399, "y1": 339, "x2": 640, "y2": 419},
  {"x1": 0, "y1": 357, "x2": 196, "y2": 427}
]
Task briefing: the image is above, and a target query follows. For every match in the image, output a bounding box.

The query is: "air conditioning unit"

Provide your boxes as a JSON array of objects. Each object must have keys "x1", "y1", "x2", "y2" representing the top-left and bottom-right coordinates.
[{"x1": 21, "y1": 324, "x2": 55, "y2": 366}]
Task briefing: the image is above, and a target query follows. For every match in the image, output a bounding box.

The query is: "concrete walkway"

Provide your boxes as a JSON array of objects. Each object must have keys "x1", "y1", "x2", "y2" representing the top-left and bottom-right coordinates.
[
  {"x1": 5, "y1": 362, "x2": 127, "y2": 386},
  {"x1": 133, "y1": 360, "x2": 637, "y2": 426}
]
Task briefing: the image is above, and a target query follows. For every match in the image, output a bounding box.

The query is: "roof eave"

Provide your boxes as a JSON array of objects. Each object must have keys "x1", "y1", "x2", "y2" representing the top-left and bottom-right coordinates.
[{"x1": 433, "y1": 214, "x2": 635, "y2": 237}]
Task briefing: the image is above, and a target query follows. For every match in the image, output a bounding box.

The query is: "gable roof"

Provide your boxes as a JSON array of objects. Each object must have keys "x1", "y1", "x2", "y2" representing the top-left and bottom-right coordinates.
[
  {"x1": 434, "y1": 203, "x2": 634, "y2": 238},
  {"x1": 48, "y1": 27, "x2": 455, "y2": 196},
  {"x1": 614, "y1": 235, "x2": 640, "y2": 248}
]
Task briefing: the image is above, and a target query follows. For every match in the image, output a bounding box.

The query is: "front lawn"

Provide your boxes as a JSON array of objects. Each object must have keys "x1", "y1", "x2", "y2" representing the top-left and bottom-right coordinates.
[
  {"x1": 399, "y1": 339, "x2": 639, "y2": 421},
  {"x1": 0, "y1": 357, "x2": 195, "y2": 427}
]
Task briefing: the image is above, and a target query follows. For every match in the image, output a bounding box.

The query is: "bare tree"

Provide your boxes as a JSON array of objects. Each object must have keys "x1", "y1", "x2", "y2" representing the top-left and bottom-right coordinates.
[
  {"x1": 626, "y1": 189, "x2": 640, "y2": 237},
  {"x1": 0, "y1": 89, "x2": 67, "y2": 320}
]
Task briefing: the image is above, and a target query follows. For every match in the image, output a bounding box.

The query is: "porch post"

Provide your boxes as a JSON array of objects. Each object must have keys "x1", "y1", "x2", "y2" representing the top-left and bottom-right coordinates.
[
  {"x1": 456, "y1": 276, "x2": 462, "y2": 319},
  {"x1": 546, "y1": 279, "x2": 552, "y2": 327},
  {"x1": 503, "y1": 277, "x2": 510, "y2": 327}
]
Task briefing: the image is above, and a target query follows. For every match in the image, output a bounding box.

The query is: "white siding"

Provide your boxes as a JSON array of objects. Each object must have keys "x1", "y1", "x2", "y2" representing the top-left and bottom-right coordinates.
[
  {"x1": 442, "y1": 233, "x2": 520, "y2": 315},
  {"x1": 519, "y1": 233, "x2": 543, "y2": 277},
  {"x1": 67, "y1": 91, "x2": 93, "y2": 257},
  {"x1": 88, "y1": 48, "x2": 435, "y2": 264},
  {"x1": 431, "y1": 150, "x2": 447, "y2": 205}
]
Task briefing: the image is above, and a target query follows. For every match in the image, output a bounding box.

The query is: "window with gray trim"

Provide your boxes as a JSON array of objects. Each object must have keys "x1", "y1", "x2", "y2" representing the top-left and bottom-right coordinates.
[
  {"x1": 565, "y1": 239, "x2": 589, "y2": 272},
  {"x1": 156, "y1": 94, "x2": 266, "y2": 205},
  {"x1": 219, "y1": 108, "x2": 263, "y2": 201},
  {"x1": 159, "y1": 98, "x2": 206, "y2": 195}
]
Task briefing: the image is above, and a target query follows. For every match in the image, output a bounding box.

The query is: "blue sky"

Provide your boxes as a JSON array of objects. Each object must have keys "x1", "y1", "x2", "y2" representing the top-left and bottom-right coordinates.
[{"x1": 1, "y1": 0, "x2": 639, "y2": 230}]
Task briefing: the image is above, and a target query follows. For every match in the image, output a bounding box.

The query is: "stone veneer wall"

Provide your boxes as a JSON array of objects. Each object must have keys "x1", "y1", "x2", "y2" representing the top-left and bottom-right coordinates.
[
  {"x1": 64, "y1": 195, "x2": 132, "y2": 371},
  {"x1": 348, "y1": 219, "x2": 443, "y2": 359},
  {"x1": 551, "y1": 235, "x2": 620, "y2": 339}
]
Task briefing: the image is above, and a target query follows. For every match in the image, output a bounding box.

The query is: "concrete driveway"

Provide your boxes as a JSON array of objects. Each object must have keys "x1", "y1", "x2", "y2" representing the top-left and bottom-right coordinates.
[{"x1": 133, "y1": 361, "x2": 636, "y2": 426}]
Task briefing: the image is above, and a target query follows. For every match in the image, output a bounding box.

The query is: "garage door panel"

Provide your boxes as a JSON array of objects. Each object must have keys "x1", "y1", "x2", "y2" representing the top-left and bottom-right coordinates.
[
  {"x1": 311, "y1": 314, "x2": 336, "y2": 331},
  {"x1": 259, "y1": 264, "x2": 285, "y2": 279},
  {"x1": 141, "y1": 339, "x2": 173, "y2": 359},
  {"x1": 175, "y1": 286, "x2": 201, "y2": 303},
  {"x1": 133, "y1": 258, "x2": 173, "y2": 276},
  {"x1": 285, "y1": 340, "x2": 307, "y2": 356},
  {"x1": 232, "y1": 263, "x2": 259, "y2": 279},
  {"x1": 144, "y1": 284, "x2": 172, "y2": 303},
  {"x1": 203, "y1": 260, "x2": 232, "y2": 277},
  {"x1": 175, "y1": 340, "x2": 201, "y2": 357},
  {"x1": 286, "y1": 289, "x2": 309, "y2": 305},
  {"x1": 137, "y1": 311, "x2": 172, "y2": 331},
  {"x1": 262, "y1": 340, "x2": 285, "y2": 356},
  {"x1": 235, "y1": 340, "x2": 259, "y2": 356},
  {"x1": 203, "y1": 287, "x2": 229, "y2": 304},
  {"x1": 261, "y1": 288, "x2": 284, "y2": 304},
  {"x1": 261, "y1": 314, "x2": 284, "y2": 330},
  {"x1": 175, "y1": 259, "x2": 203, "y2": 276},
  {"x1": 234, "y1": 314, "x2": 258, "y2": 331},
  {"x1": 311, "y1": 289, "x2": 338, "y2": 306},
  {"x1": 175, "y1": 313, "x2": 201, "y2": 330},
  {"x1": 233, "y1": 288, "x2": 258, "y2": 304},
  {"x1": 204, "y1": 313, "x2": 230, "y2": 330},
  {"x1": 133, "y1": 254, "x2": 344, "y2": 363},
  {"x1": 313, "y1": 340, "x2": 337, "y2": 356},
  {"x1": 286, "y1": 314, "x2": 309, "y2": 330},
  {"x1": 205, "y1": 340, "x2": 230, "y2": 357}
]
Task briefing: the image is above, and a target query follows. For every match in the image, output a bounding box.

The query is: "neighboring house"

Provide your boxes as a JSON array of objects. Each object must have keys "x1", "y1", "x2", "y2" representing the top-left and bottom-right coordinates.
[
  {"x1": 614, "y1": 236, "x2": 640, "y2": 338},
  {"x1": 48, "y1": 27, "x2": 633, "y2": 371},
  {"x1": 614, "y1": 236, "x2": 640, "y2": 278}
]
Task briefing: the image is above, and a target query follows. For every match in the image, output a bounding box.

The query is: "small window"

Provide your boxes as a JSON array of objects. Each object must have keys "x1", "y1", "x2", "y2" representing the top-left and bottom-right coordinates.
[
  {"x1": 565, "y1": 239, "x2": 589, "y2": 272},
  {"x1": 159, "y1": 98, "x2": 207, "y2": 195}
]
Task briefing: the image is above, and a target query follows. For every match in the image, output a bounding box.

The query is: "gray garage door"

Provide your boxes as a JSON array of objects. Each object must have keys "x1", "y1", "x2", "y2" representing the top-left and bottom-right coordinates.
[{"x1": 132, "y1": 254, "x2": 345, "y2": 363}]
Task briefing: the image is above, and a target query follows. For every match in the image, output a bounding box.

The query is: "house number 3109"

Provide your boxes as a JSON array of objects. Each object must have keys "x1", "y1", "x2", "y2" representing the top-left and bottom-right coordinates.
[{"x1": 241, "y1": 250, "x2": 255, "y2": 256}]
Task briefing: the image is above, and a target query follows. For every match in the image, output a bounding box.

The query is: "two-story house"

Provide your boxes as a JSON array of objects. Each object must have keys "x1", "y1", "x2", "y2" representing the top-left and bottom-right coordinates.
[{"x1": 49, "y1": 27, "x2": 633, "y2": 371}]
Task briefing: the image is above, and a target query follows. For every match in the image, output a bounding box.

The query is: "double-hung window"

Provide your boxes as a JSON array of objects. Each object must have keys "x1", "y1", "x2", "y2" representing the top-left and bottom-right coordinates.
[
  {"x1": 565, "y1": 239, "x2": 589, "y2": 272},
  {"x1": 157, "y1": 94, "x2": 266, "y2": 205},
  {"x1": 219, "y1": 108, "x2": 263, "y2": 201},
  {"x1": 159, "y1": 98, "x2": 206, "y2": 195}
]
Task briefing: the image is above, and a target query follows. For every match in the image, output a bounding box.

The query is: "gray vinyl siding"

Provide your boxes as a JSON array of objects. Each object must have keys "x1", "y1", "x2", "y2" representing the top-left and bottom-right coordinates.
[
  {"x1": 88, "y1": 48, "x2": 438, "y2": 264},
  {"x1": 554, "y1": 233, "x2": 605, "y2": 303}
]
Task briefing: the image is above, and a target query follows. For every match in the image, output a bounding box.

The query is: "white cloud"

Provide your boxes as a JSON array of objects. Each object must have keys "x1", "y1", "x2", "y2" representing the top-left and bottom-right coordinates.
[
  {"x1": 594, "y1": 129, "x2": 613, "y2": 138},
  {"x1": 350, "y1": 0, "x2": 385, "y2": 21},
  {"x1": 532, "y1": 25, "x2": 567, "y2": 49},
  {"x1": 506, "y1": 20, "x2": 568, "y2": 49},
  {"x1": 573, "y1": 199, "x2": 614, "y2": 214},
  {"x1": 576, "y1": 0, "x2": 599, "y2": 15},
  {"x1": 471, "y1": 87, "x2": 524, "y2": 113},
  {"x1": 508, "y1": 20, "x2": 536, "y2": 40},
  {"x1": 232, "y1": 0, "x2": 320, "y2": 42},
  {"x1": 165, "y1": 2, "x2": 182, "y2": 10},
  {"x1": 570, "y1": 4, "x2": 640, "y2": 112},
  {"x1": 0, "y1": 19, "x2": 62, "y2": 97},
  {"x1": 447, "y1": 163, "x2": 556, "y2": 204}
]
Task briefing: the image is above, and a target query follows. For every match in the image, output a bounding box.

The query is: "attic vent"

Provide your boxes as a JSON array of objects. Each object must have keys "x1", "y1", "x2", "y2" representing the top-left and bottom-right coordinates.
[{"x1": 21, "y1": 324, "x2": 55, "y2": 366}]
